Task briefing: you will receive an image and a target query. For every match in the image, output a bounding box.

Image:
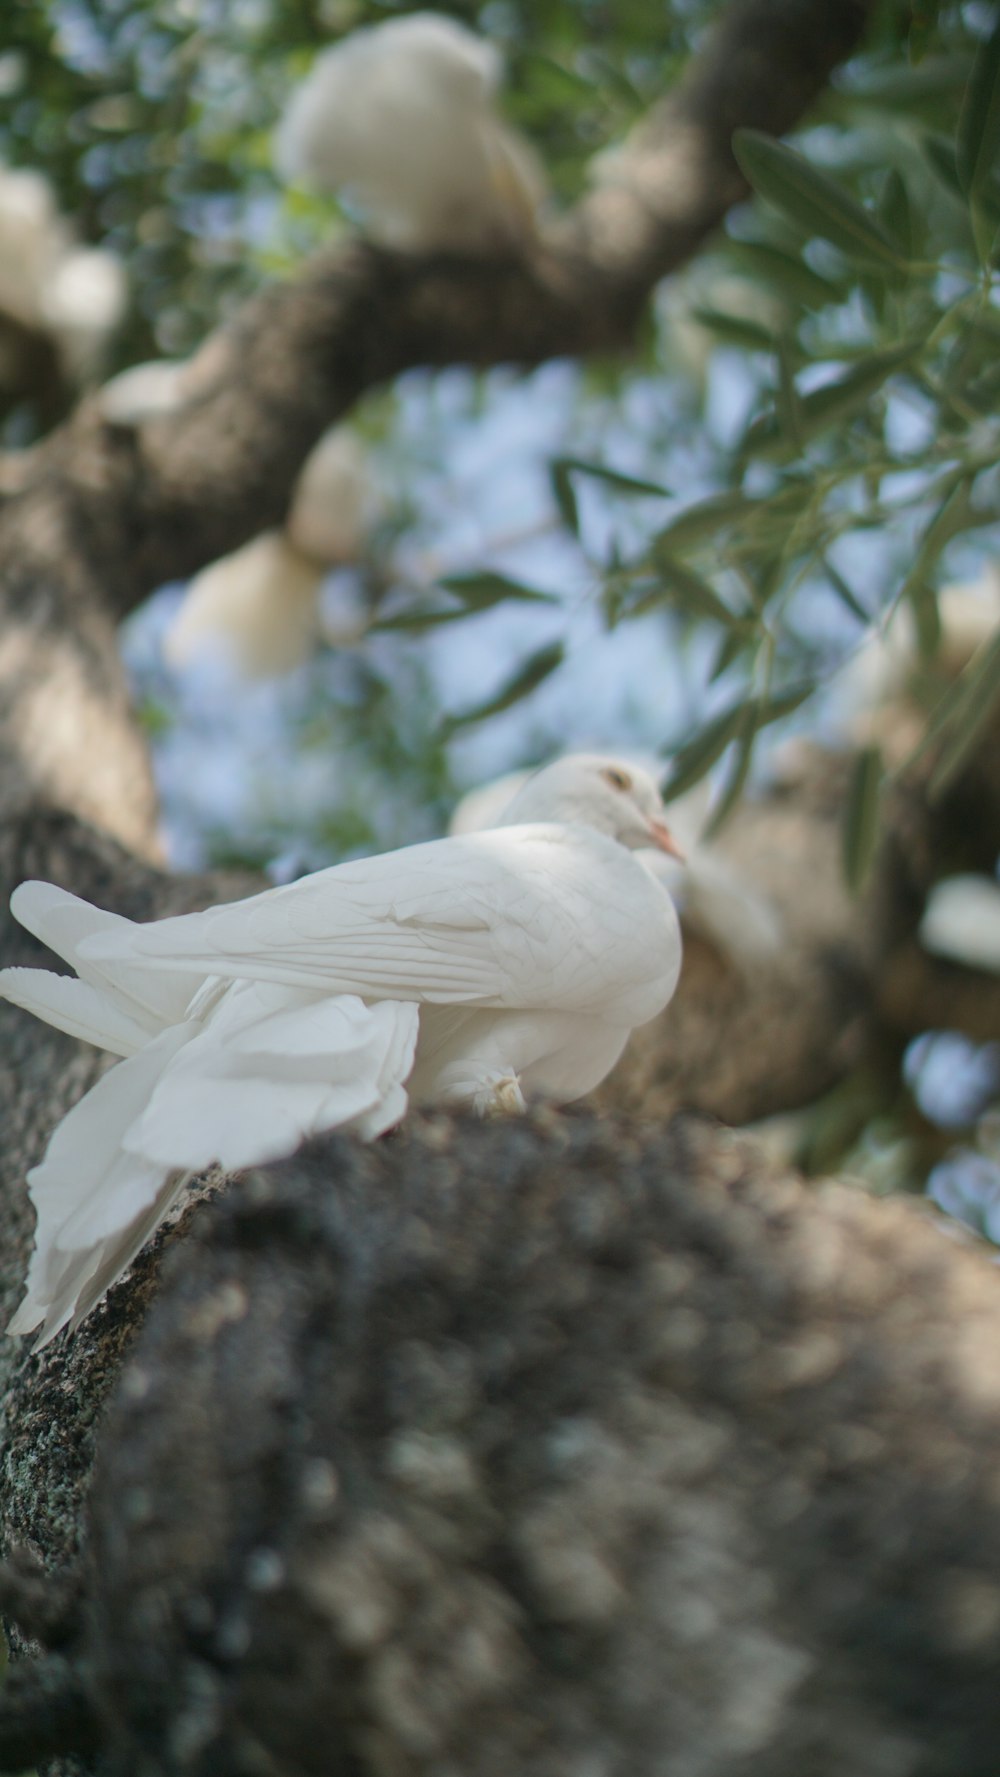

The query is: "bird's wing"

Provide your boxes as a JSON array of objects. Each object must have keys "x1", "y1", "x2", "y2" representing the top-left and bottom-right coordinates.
[{"x1": 77, "y1": 827, "x2": 664, "y2": 1017}]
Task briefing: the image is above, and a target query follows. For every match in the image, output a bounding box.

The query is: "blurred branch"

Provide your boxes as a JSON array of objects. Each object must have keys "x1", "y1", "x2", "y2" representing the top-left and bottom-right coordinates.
[
  {"x1": 604, "y1": 718, "x2": 1000, "y2": 1125},
  {"x1": 0, "y1": 0, "x2": 873, "y2": 850}
]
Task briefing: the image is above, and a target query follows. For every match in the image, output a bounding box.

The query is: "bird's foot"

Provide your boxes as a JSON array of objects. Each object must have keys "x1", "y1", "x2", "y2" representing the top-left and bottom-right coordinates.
[{"x1": 473, "y1": 1071, "x2": 526, "y2": 1119}]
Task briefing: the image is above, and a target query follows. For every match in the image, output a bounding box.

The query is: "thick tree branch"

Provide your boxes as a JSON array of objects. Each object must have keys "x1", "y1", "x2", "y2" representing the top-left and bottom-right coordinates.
[
  {"x1": 5, "y1": 1114, "x2": 1000, "y2": 1776},
  {"x1": 52, "y1": 0, "x2": 875, "y2": 609}
]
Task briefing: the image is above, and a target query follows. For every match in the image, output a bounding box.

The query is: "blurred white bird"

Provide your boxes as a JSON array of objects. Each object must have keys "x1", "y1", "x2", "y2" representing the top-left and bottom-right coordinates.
[
  {"x1": 451, "y1": 758, "x2": 782, "y2": 973},
  {"x1": 164, "y1": 532, "x2": 327, "y2": 679},
  {"x1": 920, "y1": 875, "x2": 1000, "y2": 975},
  {"x1": 0, "y1": 166, "x2": 61, "y2": 330},
  {"x1": 837, "y1": 570, "x2": 1000, "y2": 756},
  {"x1": 275, "y1": 12, "x2": 546, "y2": 251},
  {"x1": 0, "y1": 164, "x2": 125, "y2": 377},
  {"x1": 285, "y1": 425, "x2": 372, "y2": 564},
  {"x1": 99, "y1": 358, "x2": 191, "y2": 424},
  {"x1": 1, "y1": 755, "x2": 683, "y2": 1346},
  {"x1": 41, "y1": 246, "x2": 127, "y2": 378},
  {"x1": 164, "y1": 428, "x2": 371, "y2": 677}
]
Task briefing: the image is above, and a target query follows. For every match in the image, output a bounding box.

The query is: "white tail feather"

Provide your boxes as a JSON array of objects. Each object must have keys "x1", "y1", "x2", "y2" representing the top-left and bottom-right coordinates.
[
  {"x1": 7, "y1": 1025, "x2": 198, "y2": 1343},
  {"x1": 0, "y1": 966, "x2": 154, "y2": 1056},
  {"x1": 10, "y1": 881, "x2": 204, "y2": 1026},
  {"x1": 7, "y1": 990, "x2": 418, "y2": 1345}
]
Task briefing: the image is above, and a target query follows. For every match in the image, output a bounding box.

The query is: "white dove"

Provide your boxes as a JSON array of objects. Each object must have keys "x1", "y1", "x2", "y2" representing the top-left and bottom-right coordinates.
[
  {"x1": 452, "y1": 759, "x2": 782, "y2": 973},
  {"x1": 275, "y1": 11, "x2": 545, "y2": 252},
  {"x1": 1, "y1": 756, "x2": 682, "y2": 1347},
  {"x1": 164, "y1": 428, "x2": 372, "y2": 678}
]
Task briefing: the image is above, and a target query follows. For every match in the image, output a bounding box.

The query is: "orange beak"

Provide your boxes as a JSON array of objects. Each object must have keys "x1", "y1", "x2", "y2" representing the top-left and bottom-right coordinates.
[{"x1": 647, "y1": 818, "x2": 686, "y2": 862}]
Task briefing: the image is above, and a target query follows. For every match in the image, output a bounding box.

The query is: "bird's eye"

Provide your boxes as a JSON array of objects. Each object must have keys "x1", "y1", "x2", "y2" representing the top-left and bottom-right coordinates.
[{"x1": 601, "y1": 767, "x2": 632, "y2": 793}]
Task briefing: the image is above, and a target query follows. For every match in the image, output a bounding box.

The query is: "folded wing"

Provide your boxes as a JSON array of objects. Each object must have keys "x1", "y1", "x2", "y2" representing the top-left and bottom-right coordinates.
[{"x1": 76, "y1": 827, "x2": 671, "y2": 1021}]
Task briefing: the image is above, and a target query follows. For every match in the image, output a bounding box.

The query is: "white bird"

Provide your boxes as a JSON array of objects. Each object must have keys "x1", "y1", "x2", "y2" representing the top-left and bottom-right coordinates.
[
  {"x1": 0, "y1": 166, "x2": 62, "y2": 330},
  {"x1": 164, "y1": 532, "x2": 325, "y2": 679},
  {"x1": 836, "y1": 569, "x2": 1000, "y2": 756},
  {"x1": 164, "y1": 429, "x2": 371, "y2": 677},
  {"x1": 99, "y1": 358, "x2": 190, "y2": 424},
  {"x1": 1, "y1": 756, "x2": 683, "y2": 1347},
  {"x1": 285, "y1": 426, "x2": 371, "y2": 566},
  {"x1": 275, "y1": 12, "x2": 546, "y2": 252},
  {"x1": 451, "y1": 759, "x2": 782, "y2": 973},
  {"x1": 0, "y1": 164, "x2": 125, "y2": 376},
  {"x1": 920, "y1": 875, "x2": 1000, "y2": 975},
  {"x1": 41, "y1": 245, "x2": 127, "y2": 378}
]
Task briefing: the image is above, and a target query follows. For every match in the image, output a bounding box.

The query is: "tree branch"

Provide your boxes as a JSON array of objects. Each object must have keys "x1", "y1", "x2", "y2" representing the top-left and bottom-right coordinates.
[{"x1": 5, "y1": 1113, "x2": 1000, "y2": 1776}]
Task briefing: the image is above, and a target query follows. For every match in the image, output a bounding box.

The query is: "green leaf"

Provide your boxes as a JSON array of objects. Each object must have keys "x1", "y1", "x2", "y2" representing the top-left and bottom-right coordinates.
[
  {"x1": 774, "y1": 335, "x2": 803, "y2": 453},
  {"x1": 521, "y1": 52, "x2": 597, "y2": 102},
  {"x1": 756, "y1": 681, "x2": 815, "y2": 728},
  {"x1": 550, "y1": 460, "x2": 580, "y2": 536},
  {"x1": 921, "y1": 131, "x2": 965, "y2": 200},
  {"x1": 727, "y1": 238, "x2": 845, "y2": 310},
  {"x1": 602, "y1": 571, "x2": 648, "y2": 626},
  {"x1": 877, "y1": 168, "x2": 913, "y2": 260},
  {"x1": 823, "y1": 559, "x2": 872, "y2": 625},
  {"x1": 371, "y1": 604, "x2": 470, "y2": 634},
  {"x1": 661, "y1": 700, "x2": 751, "y2": 803},
  {"x1": 652, "y1": 491, "x2": 757, "y2": 551},
  {"x1": 742, "y1": 343, "x2": 920, "y2": 455},
  {"x1": 732, "y1": 129, "x2": 911, "y2": 273},
  {"x1": 898, "y1": 479, "x2": 977, "y2": 660},
  {"x1": 842, "y1": 746, "x2": 883, "y2": 893},
  {"x1": 846, "y1": 53, "x2": 972, "y2": 104},
  {"x1": 906, "y1": 579, "x2": 942, "y2": 659},
  {"x1": 704, "y1": 710, "x2": 758, "y2": 837},
  {"x1": 927, "y1": 628, "x2": 1000, "y2": 798},
  {"x1": 644, "y1": 552, "x2": 740, "y2": 627},
  {"x1": 551, "y1": 457, "x2": 672, "y2": 500},
  {"x1": 709, "y1": 623, "x2": 760, "y2": 683},
  {"x1": 690, "y1": 306, "x2": 776, "y2": 352},
  {"x1": 439, "y1": 641, "x2": 565, "y2": 736},
  {"x1": 957, "y1": 18, "x2": 1000, "y2": 200},
  {"x1": 966, "y1": 360, "x2": 1000, "y2": 412},
  {"x1": 439, "y1": 571, "x2": 560, "y2": 610},
  {"x1": 971, "y1": 198, "x2": 1000, "y2": 267},
  {"x1": 906, "y1": 9, "x2": 935, "y2": 69},
  {"x1": 373, "y1": 572, "x2": 558, "y2": 633}
]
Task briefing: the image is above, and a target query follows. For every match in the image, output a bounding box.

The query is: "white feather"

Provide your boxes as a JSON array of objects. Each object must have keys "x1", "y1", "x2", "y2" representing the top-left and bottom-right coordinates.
[
  {"x1": 0, "y1": 967, "x2": 152, "y2": 1056},
  {"x1": 3, "y1": 755, "x2": 682, "y2": 1347}
]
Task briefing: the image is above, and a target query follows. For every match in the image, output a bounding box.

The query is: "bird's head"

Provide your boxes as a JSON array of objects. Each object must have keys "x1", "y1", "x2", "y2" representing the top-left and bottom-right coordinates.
[{"x1": 496, "y1": 754, "x2": 685, "y2": 859}]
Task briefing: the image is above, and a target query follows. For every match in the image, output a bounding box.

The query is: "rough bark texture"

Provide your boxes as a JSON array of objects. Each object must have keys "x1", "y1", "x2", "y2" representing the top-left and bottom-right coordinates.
[
  {"x1": 6, "y1": 1114, "x2": 1000, "y2": 1777},
  {"x1": 4, "y1": 2, "x2": 1000, "y2": 1773}
]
